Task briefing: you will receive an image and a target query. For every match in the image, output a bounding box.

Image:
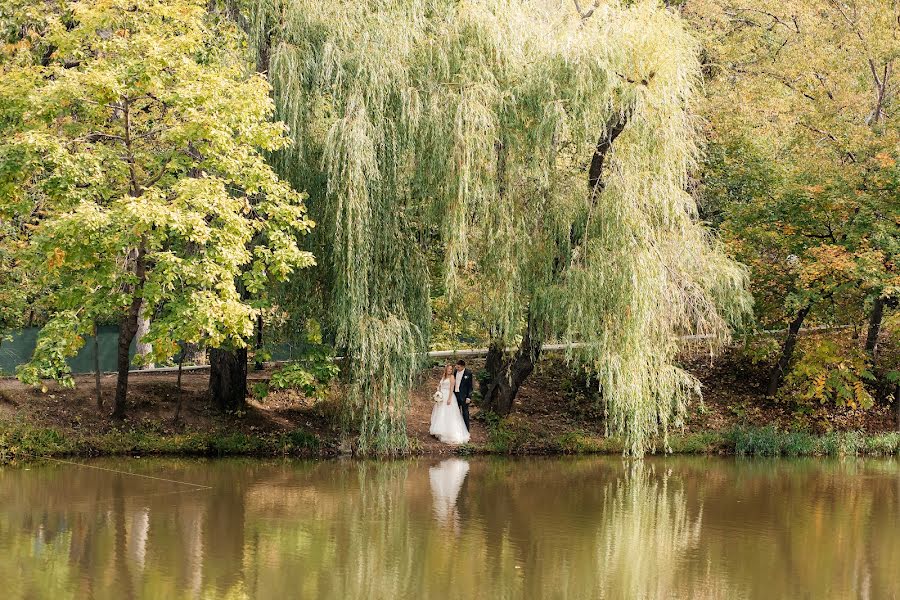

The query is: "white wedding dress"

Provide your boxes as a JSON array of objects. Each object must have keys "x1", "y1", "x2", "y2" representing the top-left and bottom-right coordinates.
[{"x1": 429, "y1": 377, "x2": 470, "y2": 445}]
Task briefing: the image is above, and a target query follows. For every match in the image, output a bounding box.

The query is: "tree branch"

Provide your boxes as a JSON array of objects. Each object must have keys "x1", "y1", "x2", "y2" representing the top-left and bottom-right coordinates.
[{"x1": 573, "y1": 0, "x2": 600, "y2": 20}]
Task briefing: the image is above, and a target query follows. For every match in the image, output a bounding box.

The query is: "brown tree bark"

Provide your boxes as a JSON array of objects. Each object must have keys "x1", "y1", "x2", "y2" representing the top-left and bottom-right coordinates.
[
  {"x1": 135, "y1": 299, "x2": 153, "y2": 369},
  {"x1": 864, "y1": 296, "x2": 897, "y2": 356},
  {"x1": 253, "y1": 314, "x2": 264, "y2": 371},
  {"x1": 480, "y1": 113, "x2": 630, "y2": 417},
  {"x1": 173, "y1": 343, "x2": 187, "y2": 423},
  {"x1": 209, "y1": 347, "x2": 248, "y2": 412},
  {"x1": 113, "y1": 245, "x2": 146, "y2": 419},
  {"x1": 766, "y1": 305, "x2": 811, "y2": 397},
  {"x1": 480, "y1": 321, "x2": 543, "y2": 416}
]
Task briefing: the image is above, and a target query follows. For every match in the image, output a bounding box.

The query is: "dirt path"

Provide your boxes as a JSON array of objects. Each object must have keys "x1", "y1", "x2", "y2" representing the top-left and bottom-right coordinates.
[{"x1": 406, "y1": 366, "x2": 487, "y2": 454}]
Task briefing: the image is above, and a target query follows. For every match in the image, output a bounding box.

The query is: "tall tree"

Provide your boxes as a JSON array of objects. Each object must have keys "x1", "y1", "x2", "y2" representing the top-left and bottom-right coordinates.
[
  {"x1": 250, "y1": 0, "x2": 749, "y2": 455},
  {"x1": 0, "y1": 0, "x2": 314, "y2": 417},
  {"x1": 688, "y1": 0, "x2": 899, "y2": 392}
]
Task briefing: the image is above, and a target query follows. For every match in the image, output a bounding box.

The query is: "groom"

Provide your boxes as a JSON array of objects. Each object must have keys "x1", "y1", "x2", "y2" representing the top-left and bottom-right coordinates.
[{"x1": 453, "y1": 360, "x2": 473, "y2": 431}]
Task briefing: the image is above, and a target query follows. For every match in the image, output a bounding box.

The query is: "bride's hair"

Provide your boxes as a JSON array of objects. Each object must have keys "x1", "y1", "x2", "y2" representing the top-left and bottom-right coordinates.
[{"x1": 442, "y1": 364, "x2": 454, "y2": 379}]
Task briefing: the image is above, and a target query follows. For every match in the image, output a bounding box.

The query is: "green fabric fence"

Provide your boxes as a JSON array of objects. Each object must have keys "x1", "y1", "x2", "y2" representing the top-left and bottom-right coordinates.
[{"x1": 0, "y1": 327, "x2": 310, "y2": 376}]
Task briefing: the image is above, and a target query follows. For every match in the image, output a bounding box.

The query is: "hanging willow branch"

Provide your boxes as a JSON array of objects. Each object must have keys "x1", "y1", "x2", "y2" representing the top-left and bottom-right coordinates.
[{"x1": 250, "y1": 0, "x2": 751, "y2": 456}]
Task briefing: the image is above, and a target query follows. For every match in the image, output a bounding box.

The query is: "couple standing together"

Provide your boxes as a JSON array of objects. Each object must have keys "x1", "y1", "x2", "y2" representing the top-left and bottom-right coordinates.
[{"x1": 429, "y1": 360, "x2": 472, "y2": 445}]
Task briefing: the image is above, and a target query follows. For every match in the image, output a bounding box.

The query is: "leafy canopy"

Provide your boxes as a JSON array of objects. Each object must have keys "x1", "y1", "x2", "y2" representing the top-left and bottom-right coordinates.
[
  {"x1": 0, "y1": 0, "x2": 314, "y2": 384},
  {"x1": 690, "y1": 0, "x2": 899, "y2": 326},
  {"x1": 253, "y1": 0, "x2": 749, "y2": 455}
]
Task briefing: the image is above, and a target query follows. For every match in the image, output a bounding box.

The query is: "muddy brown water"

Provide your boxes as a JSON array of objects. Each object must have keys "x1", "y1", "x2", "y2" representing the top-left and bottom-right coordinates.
[{"x1": 1, "y1": 455, "x2": 898, "y2": 599}]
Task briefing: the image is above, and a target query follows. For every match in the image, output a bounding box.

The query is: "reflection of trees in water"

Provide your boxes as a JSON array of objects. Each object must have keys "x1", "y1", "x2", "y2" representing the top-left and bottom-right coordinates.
[
  {"x1": 0, "y1": 458, "x2": 255, "y2": 599},
  {"x1": 685, "y1": 458, "x2": 900, "y2": 600},
  {"x1": 592, "y1": 461, "x2": 730, "y2": 600},
  {"x1": 455, "y1": 458, "x2": 724, "y2": 599},
  {"x1": 1, "y1": 458, "x2": 900, "y2": 599}
]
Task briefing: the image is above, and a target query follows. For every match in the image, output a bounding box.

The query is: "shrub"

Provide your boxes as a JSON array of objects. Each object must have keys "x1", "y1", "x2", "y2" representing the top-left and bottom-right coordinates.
[
  {"x1": 668, "y1": 431, "x2": 724, "y2": 454},
  {"x1": 738, "y1": 336, "x2": 782, "y2": 366},
  {"x1": 782, "y1": 430, "x2": 816, "y2": 456},
  {"x1": 555, "y1": 431, "x2": 603, "y2": 454},
  {"x1": 865, "y1": 432, "x2": 900, "y2": 456},
  {"x1": 208, "y1": 432, "x2": 263, "y2": 455},
  {"x1": 280, "y1": 428, "x2": 320, "y2": 452},
  {"x1": 781, "y1": 340, "x2": 875, "y2": 410},
  {"x1": 731, "y1": 425, "x2": 782, "y2": 457},
  {"x1": 269, "y1": 350, "x2": 339, "y2": 400},
  {"x1": 482, "y1": 411, "x2": 530, "y2": 453}
]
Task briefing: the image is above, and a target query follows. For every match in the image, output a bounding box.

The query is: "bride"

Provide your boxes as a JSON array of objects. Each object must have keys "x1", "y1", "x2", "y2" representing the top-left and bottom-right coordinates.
[{"x1": 429, "y1": 364, "x2": 470, "y2": 445}]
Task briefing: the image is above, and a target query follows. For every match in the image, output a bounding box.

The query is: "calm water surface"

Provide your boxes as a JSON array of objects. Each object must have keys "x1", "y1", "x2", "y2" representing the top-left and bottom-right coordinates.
[{"x1": 1, "y1": 455, "x2": 899, "y2": 599}]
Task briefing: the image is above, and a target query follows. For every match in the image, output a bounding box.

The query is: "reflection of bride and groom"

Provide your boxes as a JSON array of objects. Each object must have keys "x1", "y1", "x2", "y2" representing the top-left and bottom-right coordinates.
[
  {"x1": 429, "y1": 458, "x2": 470, "y2": 532},
  {"x1": 429, "y1": 360, "x2": 473, "y2": 445}
]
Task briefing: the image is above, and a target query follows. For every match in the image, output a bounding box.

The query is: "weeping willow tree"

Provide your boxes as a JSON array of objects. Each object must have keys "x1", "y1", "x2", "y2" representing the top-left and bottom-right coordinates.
[{"x1": 249, "y1": 0, "x2": 750, "y2": 456}]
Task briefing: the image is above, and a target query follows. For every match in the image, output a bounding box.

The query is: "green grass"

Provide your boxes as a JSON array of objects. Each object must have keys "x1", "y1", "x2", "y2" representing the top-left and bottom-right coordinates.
[
  {"x1": 481, "y1": 411, "x2": 534, "y2": 453},
  {"x1": 554, "y1": 431, "x2": 623, "y2": 454},
  {"x1": 3, "y1": 414, "x2": 899, "y2": 463},
  {"x1": 478, "y1": 419, "x2": 900, "y2": 458},
  {"x1": 0, "y1": 418, "x2": 326, "y2": 464},
  {"x1": 727, "y1": 426, "x2": 900, "y2": 457}
]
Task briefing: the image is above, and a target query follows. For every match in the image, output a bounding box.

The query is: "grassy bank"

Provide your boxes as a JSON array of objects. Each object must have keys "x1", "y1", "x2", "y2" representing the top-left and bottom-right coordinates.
[
  {"x1": 1, "y1": 353, "x2": 898, "y2": 464},
  {"x1": 0, "y1": 418, "x2": 328, "y2": 464},
  {"x1": 4, "y1": 415, "x2": 900, "y2": 464},
  {"x1": 479, "y1": 420, "x2": 900, "y2": 457}
]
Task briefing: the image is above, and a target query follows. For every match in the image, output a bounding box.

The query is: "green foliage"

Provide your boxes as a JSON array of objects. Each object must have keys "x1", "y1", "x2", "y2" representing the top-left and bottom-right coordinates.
[
  {"x1": 269, "y1": 365, "x2": 317, "y2": 395},
  {"x1": 554, "y1": 431, "x2": 619, "y2": 454},
  {"x1": 727, "y1": 426, "x2": 894, "y2": 458},
  {"x1": 0, "y1": 418, "x2": 328, "y2": 462},
  {"x1": 251, "y1": 0, "x2": 750, "y2": 456},
  {"x1": 251, "y1": 381, "x2": 270, "y2": 401},
  {"x1": 730, "y1": 426, "x2": 782, "y2": 457},
  {"x1": 279, "y1": 428, "x2": 320, "y2": 453},
  {"x1": 781, "y1": 340, "x2": 875, "y2": 410},
  {"x1": 691, "y1": 0, "x2": 899, "y2": 361},
  {"x1": 0, "y1": 0, "x2": 314, "y2": 388},
  {"x1": 207, "y1": 432, "x2": 264, "y2": 455},
  {"x1": 666, "y1": 430, "x2": 723, "y2": 454},
  {"x1": 0, "y1": 420, "x2": 73, "y2": 461},
  {"x1": 266, "y1": 346, "x2": 339, "y2": 400},
  {"x1": 737, "y1": 336, "x2": 781, "y2": 366},
  {"x1": 864, "y1": 432, "x2": 900, "y2": 456},
  {"x1": 481, "y1": 410, "x2": 532, "y2": 454},
  {"x1": 430, "y1": 281, "x2": 490, "y2": 351}
]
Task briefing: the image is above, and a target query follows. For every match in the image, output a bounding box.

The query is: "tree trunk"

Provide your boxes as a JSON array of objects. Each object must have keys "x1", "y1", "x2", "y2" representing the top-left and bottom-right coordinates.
[
  {"x1": 174, "y1": 343, "x2": 186, "y2": 423},
  {"x1": 253, "y1": 314, "x2": 264, "y2": 371},
  {"x1": 177, "y1": 344, "x2": 186, "y2": 391},
  {"x1": 135, "y1": 299, "x2": 153, "y2": 369},
  {"x1": 865, "y1": 296, "x2": 886, "y2": 356},
  {"x1": 895, "y1": 383, "x2": 900, "y2": 432},
  {"x1": 480, "y1": 323, "x2": 543, "y2": 416},
  {"x1": 113, "y1": 299, "x2": 140, "y2": 419},
  {"x1": 93, "y1": 323, "x2": 103, "y2": 411},
  {"x1": 477, "y1": 113, "x2": 630, "y2": 417},
  {"x1": 209, "y1": 347, "x2": 248, "y2": 412},
  {"x1": 113, "y1": 247, "x2": 146, "y2": 419},
  {"x1": 766, "y1": 305, "x2": 811, "y2": 396}
]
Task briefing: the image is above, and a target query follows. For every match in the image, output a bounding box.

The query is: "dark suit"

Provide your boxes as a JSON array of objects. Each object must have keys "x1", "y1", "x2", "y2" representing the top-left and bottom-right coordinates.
[{"x1": 455, "y1": 368, "x2": 473, "y2": 431}]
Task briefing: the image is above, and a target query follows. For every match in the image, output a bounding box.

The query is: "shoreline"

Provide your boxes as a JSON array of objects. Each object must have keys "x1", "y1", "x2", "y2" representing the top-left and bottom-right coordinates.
[
  {"x1": 2, "y1": 353, "x2": 898, "y2": 465},
  {"x1": 2, "y1": 419, "x2": 900, "y2": 465}
]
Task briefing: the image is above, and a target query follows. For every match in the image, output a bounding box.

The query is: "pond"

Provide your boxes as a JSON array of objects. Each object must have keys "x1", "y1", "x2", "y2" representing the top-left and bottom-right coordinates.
[{"x1": 1, "y1": 455, "x2": 898, "y2": 599}]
